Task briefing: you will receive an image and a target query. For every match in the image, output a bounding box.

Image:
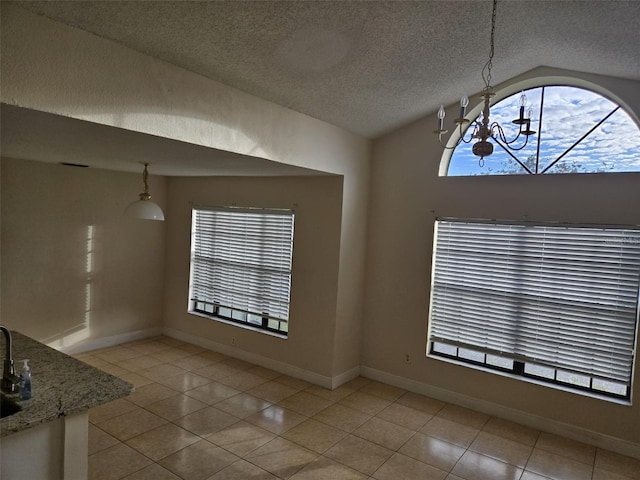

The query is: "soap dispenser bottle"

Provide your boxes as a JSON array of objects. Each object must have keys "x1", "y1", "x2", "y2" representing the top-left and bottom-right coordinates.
[{"x1": 19, "y1": 359, "x2": 32, "y2": 400}]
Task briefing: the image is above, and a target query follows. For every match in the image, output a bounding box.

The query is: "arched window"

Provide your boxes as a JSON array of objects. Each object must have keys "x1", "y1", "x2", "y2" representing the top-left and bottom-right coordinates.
[{"x1": 446, "y1": 85, "x2": 640, "y2": 176}]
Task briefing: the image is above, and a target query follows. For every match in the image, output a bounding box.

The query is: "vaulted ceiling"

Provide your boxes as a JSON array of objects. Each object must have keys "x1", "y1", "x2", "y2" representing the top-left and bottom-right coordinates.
[{"x1": 9, "y1": 0, "x2": 640, "y2": 138}]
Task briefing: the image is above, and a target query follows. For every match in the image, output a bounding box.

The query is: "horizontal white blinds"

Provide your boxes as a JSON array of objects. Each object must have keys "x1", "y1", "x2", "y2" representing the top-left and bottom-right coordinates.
[
  {"x1": 429, "y1": 219, "x2": 640, "y2": 384},
  {"x1": 190, "y1": 207, "x2": 295, "y2": 322}
]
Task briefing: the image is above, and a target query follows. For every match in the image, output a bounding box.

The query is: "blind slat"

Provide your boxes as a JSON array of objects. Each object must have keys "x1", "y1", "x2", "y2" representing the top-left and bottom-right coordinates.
[
  {"x1": 429, "y1": 219, "x2": 640, "y2": 385},
  {"x1": 189, "y1": 207, "x2": 295, "y2": 322}
]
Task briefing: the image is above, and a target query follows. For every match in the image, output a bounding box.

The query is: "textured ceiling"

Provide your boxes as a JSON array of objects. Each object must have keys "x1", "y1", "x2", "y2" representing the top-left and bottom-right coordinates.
[{"x1": 9, "y1": 0, "x2": 640, "y2": 139}]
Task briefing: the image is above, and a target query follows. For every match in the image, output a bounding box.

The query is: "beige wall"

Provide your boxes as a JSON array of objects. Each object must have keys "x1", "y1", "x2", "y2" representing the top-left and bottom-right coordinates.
[
  {"x1": 365, "y1": 68, "x2": 640, "y2": 445},
  {"x1": 0, "y1": 4, "x2": 370, "y2": 377},
  {"x1": 0, "y1": 158, "x2": 167, "y2": 347},
  {"x1": 163, "y1": 175, "x2": 343, "y2": 378},
  {"x1": 331, "y1": 155, "x2": 370, "y2": 377},
  {"x1": 0, "y1": 157, "x2": 349, "y2": 381}
]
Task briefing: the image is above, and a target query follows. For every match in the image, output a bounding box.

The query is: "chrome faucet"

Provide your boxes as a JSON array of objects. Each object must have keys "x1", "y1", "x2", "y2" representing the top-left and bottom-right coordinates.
[{"x1": 0, "y1": 326, "x2": 20, "y2": 394}]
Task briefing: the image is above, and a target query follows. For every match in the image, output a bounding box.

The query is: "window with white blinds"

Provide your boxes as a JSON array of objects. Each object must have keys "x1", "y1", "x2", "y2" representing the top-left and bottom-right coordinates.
[
  {"x1": 429, "y1": 218, "x2": 640, "y2": 399},
  {"x1": 189, "y1": 207, "x2": 295, "y2": 335}
]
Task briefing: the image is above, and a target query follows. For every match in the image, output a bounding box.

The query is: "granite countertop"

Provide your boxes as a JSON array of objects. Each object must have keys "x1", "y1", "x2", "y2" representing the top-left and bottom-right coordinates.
[{"x1": 1, "y1": 331, "x2": 133, "y2": 437}]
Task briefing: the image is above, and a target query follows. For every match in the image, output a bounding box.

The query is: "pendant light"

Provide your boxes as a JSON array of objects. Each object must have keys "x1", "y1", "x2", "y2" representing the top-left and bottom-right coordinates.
[{"x1": 124, "y1": 163, "x2": 165, "y2": 221}]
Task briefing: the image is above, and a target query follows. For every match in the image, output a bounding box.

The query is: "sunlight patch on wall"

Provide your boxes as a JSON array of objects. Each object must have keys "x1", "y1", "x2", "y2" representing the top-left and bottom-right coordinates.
[{"x1": 45, "y1": 225, "x2": 95, "y2": 350}]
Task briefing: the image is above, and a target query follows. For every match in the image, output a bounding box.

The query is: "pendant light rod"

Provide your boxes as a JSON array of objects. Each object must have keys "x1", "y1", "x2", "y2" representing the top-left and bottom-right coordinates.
[{"x1": 139, "y1": 163, "x2": 151, "y2": 200}]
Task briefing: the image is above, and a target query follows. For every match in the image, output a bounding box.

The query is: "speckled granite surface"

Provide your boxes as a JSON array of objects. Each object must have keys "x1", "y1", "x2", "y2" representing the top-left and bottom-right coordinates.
[{"x1": 1, "y1": 331, "x2": 133, "y2": 437}]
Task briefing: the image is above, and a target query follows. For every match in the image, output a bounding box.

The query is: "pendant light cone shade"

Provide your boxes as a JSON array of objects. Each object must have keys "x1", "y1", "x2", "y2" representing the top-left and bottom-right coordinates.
[{"x1": 125, "y1": 164, "x2": 165, "y2": 221}]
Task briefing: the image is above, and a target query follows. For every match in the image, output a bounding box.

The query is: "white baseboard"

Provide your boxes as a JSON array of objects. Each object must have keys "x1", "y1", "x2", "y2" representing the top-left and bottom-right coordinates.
[
  {"x1": 360, "y1": 366, "x2": 640, "y2": 460},
  {"x1": 64, "y1": 325, "x2": 638, "y2": 460},
  {"x1": 57, "y1": 327, "x2": 163, "y2": 355},
  {"x1": 163, "y1": 327, "x2": 339, "y2": 389},
  {"x1": 331, "y1": 366, "x2": 361, "y2": 389}
]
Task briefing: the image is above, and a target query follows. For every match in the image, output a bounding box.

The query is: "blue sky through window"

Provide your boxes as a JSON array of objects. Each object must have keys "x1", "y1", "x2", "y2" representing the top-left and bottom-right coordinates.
[{"x1": 447, "y1": 86, "x2": 640, "y2": 176}]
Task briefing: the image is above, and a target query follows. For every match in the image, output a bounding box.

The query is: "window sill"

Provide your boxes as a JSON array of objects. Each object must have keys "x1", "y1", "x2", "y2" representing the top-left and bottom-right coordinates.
[
  {"x1": 427, "y1": 353, "x2": 632, "y2": 406},
  {"x1": 187, "y1": 310, "x2": 288, "y2": 340}
]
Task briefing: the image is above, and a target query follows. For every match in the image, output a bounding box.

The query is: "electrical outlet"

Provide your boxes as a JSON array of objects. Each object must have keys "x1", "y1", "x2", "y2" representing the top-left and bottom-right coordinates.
[
  {"x1": 404, "y1": 354, "x2": 411, "y2": 364},
  {"x1": 231, "y1": 337, "x2": 236, "y2": 347}
]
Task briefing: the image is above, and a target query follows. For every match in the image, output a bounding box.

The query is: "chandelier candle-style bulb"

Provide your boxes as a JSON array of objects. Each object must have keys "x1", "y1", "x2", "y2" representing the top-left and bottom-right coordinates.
[
  {"x1": 460, "y1": 95, "x2": 469, "y2": 118},
  {"x1": 456, "y1": 95, "x2": 470, "y2": 124},
  {"x1": 523, "y1": 107, "x2": 536, "y2": 136},
  {"x1": 513, "y1": 92, "x2": 528, "y2": 125},
  {"x1": 434, "y1": 105, "x2": 448, "y2": 134},
  {"x1": 519, "y1": 92, "x2": 527, "y2": 107}
]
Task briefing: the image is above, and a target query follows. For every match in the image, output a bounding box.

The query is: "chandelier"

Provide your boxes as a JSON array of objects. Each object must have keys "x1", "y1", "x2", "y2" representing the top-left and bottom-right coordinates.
[{"x1": 434, "y1": 0, "x2": 536, "y2": 166}]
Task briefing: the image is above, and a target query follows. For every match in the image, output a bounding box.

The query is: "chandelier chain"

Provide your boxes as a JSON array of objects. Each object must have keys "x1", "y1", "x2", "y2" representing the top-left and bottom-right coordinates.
[{"x1": 481, "y1": 0, "x2": 498, "y2": 90}]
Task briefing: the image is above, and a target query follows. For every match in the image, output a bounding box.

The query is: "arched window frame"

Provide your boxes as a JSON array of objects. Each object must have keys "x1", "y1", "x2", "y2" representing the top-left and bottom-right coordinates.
[{"x1": 438, "y1": 77, "x2": 640, "y2": 177}]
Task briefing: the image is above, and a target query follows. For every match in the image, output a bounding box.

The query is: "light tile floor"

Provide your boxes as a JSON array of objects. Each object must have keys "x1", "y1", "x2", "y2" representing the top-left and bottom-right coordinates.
[{"x1": 76, "y1": 336, "x2": 640, "y2": 480}]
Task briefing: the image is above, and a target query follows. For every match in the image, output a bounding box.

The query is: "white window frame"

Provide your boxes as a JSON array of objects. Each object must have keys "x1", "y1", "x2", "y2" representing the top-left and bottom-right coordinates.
[
  {"x1": 428, "y1": 218, "x2": 640, "y2": 401},
  {"x1": 442, "y1": 83, "x2": 640, "y2": 176},
  {"x1": 188, "y1": 206, "x2": 295, "y2": 336}
]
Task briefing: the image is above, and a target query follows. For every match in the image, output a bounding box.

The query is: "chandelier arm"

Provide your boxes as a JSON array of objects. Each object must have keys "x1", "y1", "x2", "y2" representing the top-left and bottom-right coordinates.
[
  {"x1": 492, "y1": 123, "x2": 507, "y2": 143},
  {"x1": 437, "y1": 134, "x2": 464, "y2": 150},
  {"x1": 437, "y1": 118, "x2": 483, "y2": 148},
  {"x1": 438, "y1": 123, "x2": 477, "y2": 149},
  {"x1": 493, "y1": 122, "x2": 528, "y2": 147},
  {"x1": 503, "y1": 134, "x2": 530, "y2": 152},
  {"x1": 492, "y1": 123, "x2": 506, "y2": 143},
  {"x1": 459, "y1": 133, "x2": 475, "y2": 145},
  {"x1": 457, "y1": 123, "x2": 476, "y2": 144}
]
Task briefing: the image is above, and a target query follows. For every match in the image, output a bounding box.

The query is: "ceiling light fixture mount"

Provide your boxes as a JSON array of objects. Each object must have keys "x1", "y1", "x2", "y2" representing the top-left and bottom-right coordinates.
[
  {"x1": 434, "y1": 0, "x2": 536, "y2": 166},
  {"x1": 124, "y1": 163, "x2": 165, "y2": 221}
]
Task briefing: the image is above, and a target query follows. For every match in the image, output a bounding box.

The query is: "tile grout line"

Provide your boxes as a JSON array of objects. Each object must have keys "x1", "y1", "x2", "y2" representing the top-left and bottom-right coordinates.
[
  {"x1": 81, "y1": 337, "x2": 638, "y2": 480},
  {"x1": 521, "y1": 429, "x2": 543, "y2": 480}
]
